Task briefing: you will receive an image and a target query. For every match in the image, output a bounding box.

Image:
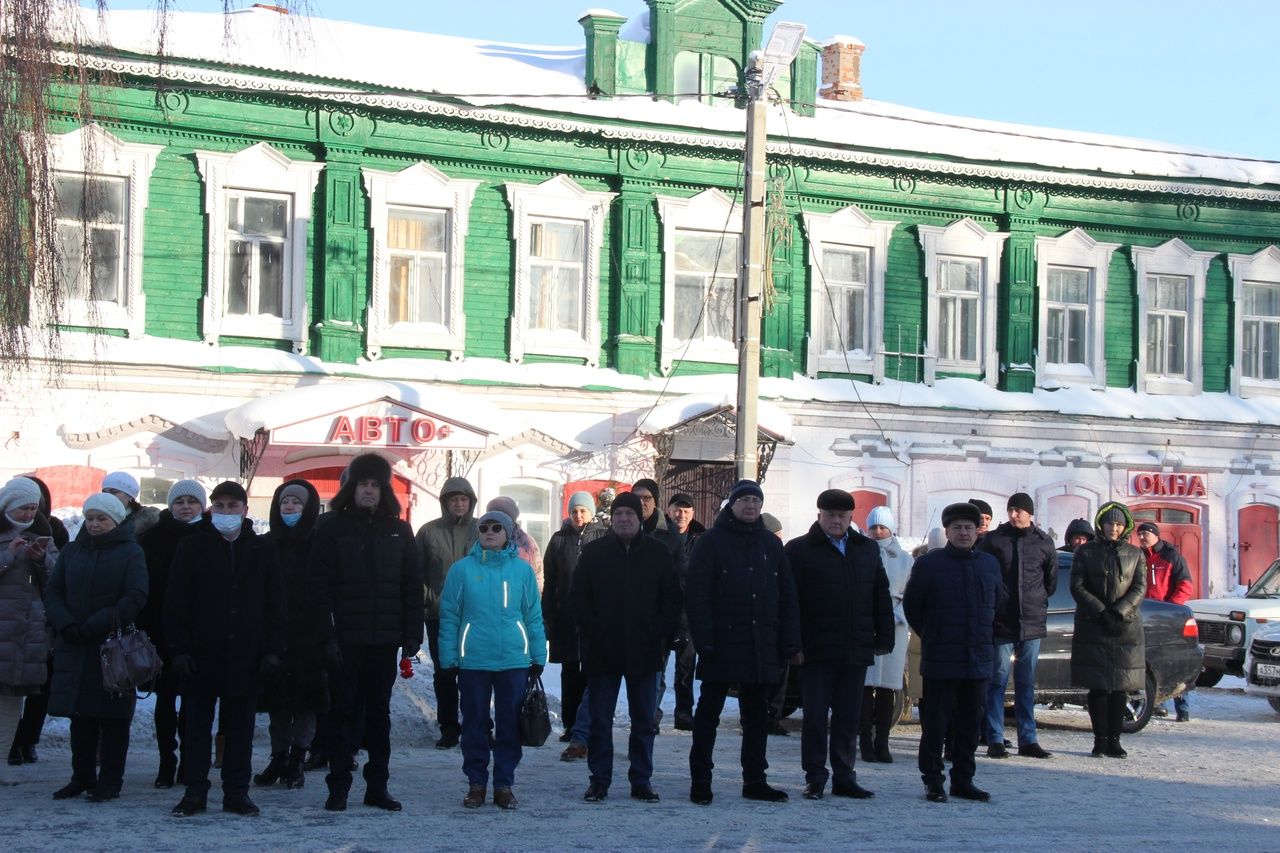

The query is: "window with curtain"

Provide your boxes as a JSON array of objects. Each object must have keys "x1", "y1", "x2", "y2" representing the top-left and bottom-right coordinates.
[
  {"x1": 937, "y1": 256, "x2": 981, "y2": 364},
  {"x1": 1242, "y1": 280, "x2": 1280, "y2": 380},
  {"x1": 817, "y1": 245, "x2": 869, "y2": 355},
  {"x1": 55, "y1": 174, "x2": 127, "y2": 305},
  {"x1": 387, "y1": 206, "x2": 448, "y2": 326},
  {"x1": 526, "y1": 217, "x2": 585, "y2": 334},
  {"x1": 225, "y1": 191, "x2": 290, "y2": 319}
]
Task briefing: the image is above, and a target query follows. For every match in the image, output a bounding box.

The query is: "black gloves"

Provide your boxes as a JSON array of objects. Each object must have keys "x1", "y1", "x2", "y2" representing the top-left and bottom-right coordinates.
[
  {"x1": 260, "y1": 654, "x2": 284, "y2": 679},
  {"x1": 323, "y1": 642, "x2": 343, "y2": 670},
  {"x1": 61, "y1": 623, "x2": 87, "y2": 644},
  {"x1": 401, "y1": 643, "x2": 421, "y2": 659},
  {"x1": 1099, "y1": 608, "x2": 1125, "y2": 638},
  {"x1": 529, "y1": 662, "x2": 544, "y2": 678},
  {"x1": 172, "y1": 654, "x2": 197, "y2": 678}
]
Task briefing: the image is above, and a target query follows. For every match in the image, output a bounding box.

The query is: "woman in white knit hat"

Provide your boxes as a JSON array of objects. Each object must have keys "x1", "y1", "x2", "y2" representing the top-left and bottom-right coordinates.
[
  {"x1": 0, "y1": 477, "x2": 58, "y2": 785},
  {"x1": 859, "y1": 505, "x2": 912, "y2": 764},
  {"x1": 100, "y1": 471, "x2": 160, "y2": 539}
]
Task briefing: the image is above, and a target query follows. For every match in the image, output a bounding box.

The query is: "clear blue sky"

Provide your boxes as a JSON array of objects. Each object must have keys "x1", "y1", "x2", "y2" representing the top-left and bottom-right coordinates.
[{"x1": 96, "y1": 0, "x2": 1280, "y2": 160}]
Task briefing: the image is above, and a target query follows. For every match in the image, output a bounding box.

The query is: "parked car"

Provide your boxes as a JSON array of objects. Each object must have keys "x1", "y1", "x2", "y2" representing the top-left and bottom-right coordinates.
[
  {"x1": 1187, "y1": 558, "x2": 1280, "y2": 685},
  {"x1": 1244, "y1": 622, "x2": 1280, "y2": 714},
  {"x1": 900, "y1": 552, "x2": 1203, "y2": 733}
]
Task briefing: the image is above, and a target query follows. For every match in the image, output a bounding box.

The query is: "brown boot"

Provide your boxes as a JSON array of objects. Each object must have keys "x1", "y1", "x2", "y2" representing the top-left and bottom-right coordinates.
[
  {"x1": 463, "y1": 784, "x2": 485, "y2": 808},
  {"x1": 493, "y1": 787, "x2": 517, "y2": 810}
]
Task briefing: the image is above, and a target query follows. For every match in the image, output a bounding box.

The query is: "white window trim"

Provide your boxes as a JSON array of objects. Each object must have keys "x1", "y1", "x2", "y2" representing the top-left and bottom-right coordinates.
[
  {"x1": 801, "y1": 204, "x2": 898, "y2": 380},
  {"x1": 362, "y1": 163, "x2": 481, "y2": 361},
  {"x1": 917, "y1": 218, "x2": 1008, "y2": 386},
  {"x1": 656, "y1": 188, "x2": 743, "y2": 374},
  {"x1": 1131, "y1": 238, "x2": 1214, "y2": 395},
  {"x1": 1033, "y1": 228, "x2": 1120, "y2": 389},
  {"x1": 196, "y1": 142, "x2": 322, "y2": 353},
  {"x1": 44, "y1": 124, "x2": 162, "y2": 339},
  {"x1": 504, "y1": 175, "x2": 614, "y2": 366},
  {"x1": 1229, "y1": 245, "x2": 1280, "y2": 398}
]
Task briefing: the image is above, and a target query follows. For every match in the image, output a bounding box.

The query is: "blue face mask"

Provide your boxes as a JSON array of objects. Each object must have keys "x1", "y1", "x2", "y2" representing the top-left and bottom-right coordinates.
[
  {"x1": 211, "y1": 513, "x2": 243, "y2": 534},
  {"x1": 280, "y1": 511, "x2": 302, "y2": 528}
]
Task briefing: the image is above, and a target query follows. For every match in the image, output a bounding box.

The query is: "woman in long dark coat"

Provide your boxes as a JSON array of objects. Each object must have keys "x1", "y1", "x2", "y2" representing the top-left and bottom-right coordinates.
[
  {"x1": 253, "y1": 479, "x2": 328, "y2": 790},
  {"x1": 43, "y1": 493, "x2": 148, "y2": 802},
  {"x1": 1070, "y1": 501, "x2": 1147, "y2": 759}
]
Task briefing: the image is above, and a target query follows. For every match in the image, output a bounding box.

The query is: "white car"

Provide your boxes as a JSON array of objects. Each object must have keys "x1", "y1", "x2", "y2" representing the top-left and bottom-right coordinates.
[
  {"x1": 1245, "y1": 621, "x2": 1280, "y2": 714},
  {"x1": 1187, "y1": 558, "x2": 1280, "y2": 686}
]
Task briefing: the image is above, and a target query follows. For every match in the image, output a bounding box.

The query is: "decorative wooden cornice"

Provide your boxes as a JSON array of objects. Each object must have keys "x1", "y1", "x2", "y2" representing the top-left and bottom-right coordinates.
[{"x1": 60, "y1": 414, "x2": 231, "y2": 453}]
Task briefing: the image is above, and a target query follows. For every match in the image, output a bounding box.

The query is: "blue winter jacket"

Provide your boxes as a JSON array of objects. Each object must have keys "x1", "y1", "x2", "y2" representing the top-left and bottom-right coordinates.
[
  {"x1": 438, "y1": 539, "x2": 547, "y2": 672},
  {"x1": 903, "y1": 543, "x2": 1005, "y2": 680}
]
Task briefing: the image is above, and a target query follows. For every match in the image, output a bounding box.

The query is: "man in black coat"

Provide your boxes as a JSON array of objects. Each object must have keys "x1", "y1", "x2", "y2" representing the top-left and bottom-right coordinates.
[
  {"x1": 786, "y1": 489, "x2": 894, "y2": 800},
  {"x1": 165, "y1": 481, "x2": 286, "y2": 817},
  {"x1": 572, "y1": 491, "x2": 682, "y2": 803},
  {"x1": 904, "y1": 502, "x2": 1005, "y2": 804},
  {"x1": 629, "y1": 478, "x2": 688, "y2": 733},
  {"x1": 311, "y1": 453, "x2": 423, "y2": 813},
  {"x1": 666, "y1": 492, "x2": 704, "y2": 731},
  {"x1": 686, "y1": 479, "x2": 801, "y2": 806},
  {"x1": 978, "y1": 492, "x2": 1058, "y2": 760}
]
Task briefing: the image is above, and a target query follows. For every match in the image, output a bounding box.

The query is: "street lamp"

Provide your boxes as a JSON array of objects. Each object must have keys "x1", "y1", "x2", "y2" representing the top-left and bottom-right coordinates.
[{"x1": 735, "y1": 21, "x2": 806, "y2": 481}]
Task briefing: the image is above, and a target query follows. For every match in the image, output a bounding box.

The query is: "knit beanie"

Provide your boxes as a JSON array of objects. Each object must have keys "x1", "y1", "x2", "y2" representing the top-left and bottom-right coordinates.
[
  {"x1": 83, "y1": 492, "x2": 127, "y2": 525},
  {"x1": 486, "y1": 496, "x2": 521, "y2": 522},
  {"x1": 967, "y1": 497, "x2": 993, "y2": 518},
  {"x1": 0, "y1": 477, "x2": 43, "y2": 514},
  {"x1": 1136, "y1": 521, "x2": 1159, "y2": 537},
  {"x1": 1098, "y1": 505, "x2": 1127, "y2": 526},
  {"x1": 102, "y1": 471, "x2": 141, "y2": 500},
  {"x1": 166, "y1": 479, "x2": 208, "y2": 509},
  {"x1": 926, "y1": 527, "x2": 948, "y2": 550},
  {"x1": 477, "y1": 510, "x2": 515, "y2": 541},
  {"x1": 611, "y1": 491, "x2": 644, "y2": 518},
  {"x1": 568, "y1": 491, "x2": 595, "y2": 514},
  {"x1": 631, "y1": 478, "x2": 660, "y2": 502},
  {"x1": 1007, "y1": 492, "x2": 1035, "y2": 515},
  {"x1": 866, "y1": 505, "x2": 895, "y2": 532},
  {"x1": 279, "y1": 483, "x2": 310, "y2": 506},
  {"x1": 728, "y1": 479, "x2": 764, "y2": 505}
]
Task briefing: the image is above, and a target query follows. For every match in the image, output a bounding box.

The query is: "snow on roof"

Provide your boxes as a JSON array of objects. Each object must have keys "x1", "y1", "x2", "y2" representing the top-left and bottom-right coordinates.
[
  {"x1": 823, "y1": 34, "x2": 864, "y2": 47},
  {"x1": 62, "y1": 6, "x2": 1280, "y2": 188},
  {"x1": 635, "y1": 393, "x2": 794, "y2": 439}
]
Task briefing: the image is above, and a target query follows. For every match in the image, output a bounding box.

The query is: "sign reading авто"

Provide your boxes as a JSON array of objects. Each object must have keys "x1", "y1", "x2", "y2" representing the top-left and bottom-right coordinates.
[
  {"x1": 271, "y1": 397, "x2": 490, "y2": 450},
  {"x1": 1129, "y1": 471, "x2": 1207, "y2": 498}
]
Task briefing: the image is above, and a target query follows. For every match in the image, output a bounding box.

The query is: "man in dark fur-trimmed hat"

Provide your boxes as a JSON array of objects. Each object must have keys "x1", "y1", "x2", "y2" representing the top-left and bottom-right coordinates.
[{"x1": 311, "y1": 453, "x2": 423, "y2": 812}]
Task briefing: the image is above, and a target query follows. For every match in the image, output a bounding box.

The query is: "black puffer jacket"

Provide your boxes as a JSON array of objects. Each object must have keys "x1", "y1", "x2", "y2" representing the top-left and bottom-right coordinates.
[
  {"x1": 786, "y1": 523, "x2": 894, "y2": 665},
  {"x1": 1058, "y1": 518, "x2": 1095, "y2": 553},
  {"x1": 165, "y1": 518, "x2": 287, "y2": 698},
  {"x1": 570, "y1": 531, "x2": 682, "y2": 676},
  {"x1": 541, "y1": 518, "x2": 606, "y2": 663},
  {"x1": 138, "y1": 509, "x2": 204, "y2": 689},
  {"x1": 903, "y1": 544, "x2": 1004, "y2": 680},
  {"x1": 1070, "y1": 502, "x2": 1147, "y2": 691},
  {"x1": 980, "y1": 521, "x2": 1058, "y2": 641},
  {"x1": 685, "y1": 506, "x2": 800, "y2": 685},
  {"x1": 259, "y1": 480, "x2": 330, "y2": 714},
  {"x1": 312, "y1": 508, "x2": 423, "y2": 652}
]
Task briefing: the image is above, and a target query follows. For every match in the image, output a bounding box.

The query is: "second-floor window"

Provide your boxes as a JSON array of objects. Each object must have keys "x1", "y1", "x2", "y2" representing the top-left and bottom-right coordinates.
[
  {"x1": 388, "y1": 207, "x2": 447, "y2": 326},
  {"x1": 673, "y1": 230, "x2": 738, "y2": 344},
  {"x1": 1242, "y1": 281, "x2": 1280, "y2": 380},
  {"x1": 1045, "y1": 266, "x2": 1090, "y2": 365},
  {"x1": 675, "y1": 51, "x2": 738, "y2": 105},
  {"x1": 937, "y1": 256, "x2": 981, "y2": 365},
  {"x1": 527, "y1": 218, "x2": 586, "y2": 334},
  {"x1": 818, "y1": 246, "x2": 869, "y2": 355},
  {"x1": 1145, "y1": 274, "x2": 1189, "y2": 378},
  {"x1": 55, "y1": 174, "x2": 127, "y2": 306},
  {"x1": 225, "y1": 192, "x2": 290, "y2": 319}
]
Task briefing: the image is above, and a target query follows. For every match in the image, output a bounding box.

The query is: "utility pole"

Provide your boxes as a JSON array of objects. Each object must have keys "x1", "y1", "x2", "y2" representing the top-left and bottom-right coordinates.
[{"x1": 734, "y1": 23, "x2": 805, "y2": 482}]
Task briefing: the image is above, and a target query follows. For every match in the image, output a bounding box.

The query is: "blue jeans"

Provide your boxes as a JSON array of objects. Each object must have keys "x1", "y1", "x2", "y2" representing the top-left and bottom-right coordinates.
[
  {"x1": 986, "y1": 638, "x2": 1041, "y2": 747},
  {"x1": 570, "y1": 686, "x2": 592, "y2": 746},
  {"x1": 459, "y1": 668, "x2": 527, "y2": 790},
  {"x1": 586, "y1": 671, "x2": 659, "y2": 789},
  {"x1": 1166, "y1": 691, "x2": 1191, "y2": 716}
]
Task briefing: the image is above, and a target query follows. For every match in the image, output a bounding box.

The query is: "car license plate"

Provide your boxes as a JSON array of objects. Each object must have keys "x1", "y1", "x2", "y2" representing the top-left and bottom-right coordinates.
[{"x1": 1258, "y1": 663, "x2": 1280, "y2": 679}]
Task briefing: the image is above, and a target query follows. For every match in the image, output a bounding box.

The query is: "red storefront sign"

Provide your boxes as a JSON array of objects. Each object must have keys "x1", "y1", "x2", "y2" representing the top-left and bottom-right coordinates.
[
  {"x1": 271, "y1": 397, "x2": 489, "y2": 450},
  {"x1": 327, "y1": 415, "x2": 453, "y2": 446},
  {"x1": 1129, "y1": 471, "x2": 1207, "y2": 498}
]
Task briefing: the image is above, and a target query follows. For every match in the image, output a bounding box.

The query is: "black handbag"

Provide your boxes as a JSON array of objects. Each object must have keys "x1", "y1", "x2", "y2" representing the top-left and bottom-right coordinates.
[
  {"x1": 518, "y1": 674, "x2": 552, "y2": 747},
  {"x1": 100, "y1": 609, "x2": 164, "y2": 696}
]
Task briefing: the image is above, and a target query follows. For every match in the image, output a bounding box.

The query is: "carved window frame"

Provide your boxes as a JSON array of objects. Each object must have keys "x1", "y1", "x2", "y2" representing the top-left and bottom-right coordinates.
[
  {"x1": 1033, "y1": 228, "x2": 1121, "y2": 389},
  {"x1": 1131, "y1": 238, "x2": 1214, "y2": 395},
  {"x1": 1228, "y1": 245, "x2": 1280, "y2": 398}
]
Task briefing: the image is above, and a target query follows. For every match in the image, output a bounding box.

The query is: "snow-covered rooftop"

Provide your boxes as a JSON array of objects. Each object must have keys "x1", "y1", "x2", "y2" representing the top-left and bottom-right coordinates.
[{"x1": 60, "y1": 6, "x2": 1280, "y2": 190}]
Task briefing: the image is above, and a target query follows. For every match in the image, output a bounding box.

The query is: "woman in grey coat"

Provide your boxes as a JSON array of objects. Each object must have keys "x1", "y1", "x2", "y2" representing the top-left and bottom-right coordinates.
[
  {"x1": 44, "y1": 494, "x2": 148, "y2": 802},
  {"x1": 1069, "y1": 501, "x2": 1146, "y2": 759}
]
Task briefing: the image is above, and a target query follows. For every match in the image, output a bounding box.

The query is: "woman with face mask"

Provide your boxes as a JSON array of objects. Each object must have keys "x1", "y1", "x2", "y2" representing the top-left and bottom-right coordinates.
[
  {"x1": 438, "y1": 509, "x2": 547, "y2": 811},
  {"x1": 137, "y1": 479, "x2": 208, "y2": 788},
  {"x1": 0, "y1": 477, "x2": 58, "y2": 786},
  {"x1": 43, "y1": 493, "x2": 148, "y2": 802},
  {"x1": 253, "y1": 479, "x2": 327, "y2": 791}
]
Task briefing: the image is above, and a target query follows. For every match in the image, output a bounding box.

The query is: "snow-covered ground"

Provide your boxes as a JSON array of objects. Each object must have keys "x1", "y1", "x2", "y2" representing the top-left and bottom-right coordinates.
[{"x1": 5, "y1": 667, "x2": 1276, "y2": 851}]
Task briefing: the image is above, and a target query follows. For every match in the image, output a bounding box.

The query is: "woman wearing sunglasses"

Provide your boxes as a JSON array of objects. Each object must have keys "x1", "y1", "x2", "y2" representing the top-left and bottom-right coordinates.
[{"x1": 438, "y1": 509, "x2": 546, "y2": 811}]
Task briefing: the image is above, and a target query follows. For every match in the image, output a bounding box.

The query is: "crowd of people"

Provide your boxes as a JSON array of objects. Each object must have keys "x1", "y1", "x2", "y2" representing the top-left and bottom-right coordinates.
[{"x1": 0, "y1": 459, "x2": 1197, "y2": 810}]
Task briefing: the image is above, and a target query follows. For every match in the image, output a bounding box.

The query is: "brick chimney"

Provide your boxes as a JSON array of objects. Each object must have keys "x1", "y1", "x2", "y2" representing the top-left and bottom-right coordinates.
[{"x1": 819, "y1": 36, "x2": 864, "y2": 102}]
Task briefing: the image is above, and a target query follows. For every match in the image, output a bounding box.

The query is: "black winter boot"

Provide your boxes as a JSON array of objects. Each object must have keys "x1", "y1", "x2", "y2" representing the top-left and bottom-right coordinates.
[
  {"x1": 1105, "y1": 691, "x2": 1128, "y2": 758},
  {"x1": 253, "y1": 752, "x2": 288, "y2": 787},
  {"x1": 859, "y1": 687, "x2": 876, "y2": 762},
  {"x1": 283, "y1": 747, "x2": 305, "y2": 789},
  {"x1": 873, "y1": 687, "x2": 896, "y2": 763},
  {"x1": 1086, "y1": 691, "x2": 1106, "y2": 756}
]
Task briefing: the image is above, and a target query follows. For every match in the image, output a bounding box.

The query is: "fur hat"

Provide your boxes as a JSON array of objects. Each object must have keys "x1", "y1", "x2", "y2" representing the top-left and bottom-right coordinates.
[
  {"x1": 1007, "y1": 492, "x2": 1035, "y2": 515},
  {"x1": 568, "y1": 491, "x2": 595, "y2": 514},
  {"x1": 761, "y1": 512, "x2": 783, "y2": 534},
  {"x1": 816, "y1": 489, "x2": 855, "y2": 512},
  {"x1": 611, "y1": 491, "x2": 644, "y2": 518},
  {"x1": 967, "y1": 497, "x2": 993, "y2": 518},
  {"x1": 83, "y1": 492, "x2": 127, "y2": 525},
  {"x1": 477, "y1": 510, "x2": 515, "y2": 541},
  {"x1": 486, "y1": 496, "x2": 521, "y2": 522},
  {"x1": 866, "y1": 505, "x2": 895, "y2": 532},
  {"x1": 942, "y1": 502, "x2": 982, "y2": 528},
  {"x1": 347, "y1": 453, "x2": 392, "y2": 487},
  {"x1": 209, "y1": 481, "x2": 248, "y2": 505},
  {"x1": 102, "y1": 471, "x2": 140, "y2": 500},
  {"x1": 728, "y1": 479, "x2": 764, "y2": 505},
  {"x1": 0, "y1": 477, "x2": 43, "y2": 514},
  {"x1": 166, "y1": 479, "x2": 207, "y2": 509}
]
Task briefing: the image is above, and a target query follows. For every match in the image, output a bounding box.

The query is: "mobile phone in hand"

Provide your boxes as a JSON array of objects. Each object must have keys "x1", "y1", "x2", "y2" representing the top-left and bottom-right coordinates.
[{"x1": 33, "y1": 536, "x2": 52, "y2": 549}]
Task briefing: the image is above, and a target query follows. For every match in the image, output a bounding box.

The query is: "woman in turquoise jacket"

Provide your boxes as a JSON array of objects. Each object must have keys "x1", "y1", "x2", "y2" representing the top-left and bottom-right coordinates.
[{"x1": 438, "y1": 509, "x2": 546, "y2": 811}]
